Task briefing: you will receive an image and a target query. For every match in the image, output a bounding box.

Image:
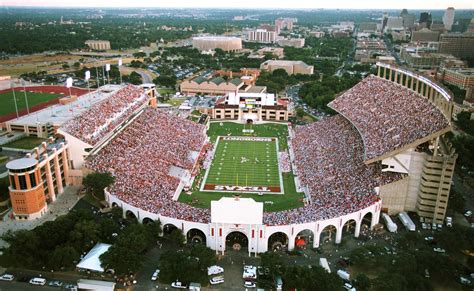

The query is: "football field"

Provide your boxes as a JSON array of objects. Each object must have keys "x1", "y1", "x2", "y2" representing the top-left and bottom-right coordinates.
[
  {"x1": 0, "y1": 91, "x2": 62, "y2": 116},
  {"x1": 202, "y1": 136, "x2": 283, "y2": 194}
]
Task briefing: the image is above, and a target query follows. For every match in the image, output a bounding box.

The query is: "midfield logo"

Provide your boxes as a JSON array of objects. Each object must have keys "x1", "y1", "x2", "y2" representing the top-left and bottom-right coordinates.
[{"x1": 214, "y1": 185, "x2": 271, "y2": 192}]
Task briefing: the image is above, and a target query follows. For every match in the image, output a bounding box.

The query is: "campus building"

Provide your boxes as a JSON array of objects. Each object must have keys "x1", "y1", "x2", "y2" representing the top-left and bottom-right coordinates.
[
  {"x1": 85, "y1": 40, "x2": 111, "y2": 50},
  {"x1": 260, "y1": 60, "x2": 313, "y2": 75},
  {"x1": 245, "y1": 29, "x2": 277, "y2": 43},
  {"x1": 180, "y1": 69, "x2": 266, "y2": 95},
  {"x1": 6, "y1": 139, "x2": 70, "y2": 220},
  {"x1": 192, "y1": 36, "x2": 242, "y2": 52},
  {"x1": 203, "y1": 92, "x2": 293, "y2": 121},
  {"x1": 277, "y1": 38, "x2": 305, "y2": 48}
]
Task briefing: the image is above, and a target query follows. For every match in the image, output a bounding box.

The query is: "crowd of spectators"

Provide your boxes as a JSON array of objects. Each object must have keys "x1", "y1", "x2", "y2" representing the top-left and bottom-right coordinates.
[
  {"x1": 86, "y1": 108, "x2": 211, "y2": 223},
  {"x1": 263, "y1": 115, "x2": 403, "y2": 225},
  {"x1": 329, "y1": 75, "x2": 449, "y2": 161},
  {"x1": 62, "y1": 85, "x2": 148, "y2": 145},
  {"x1": 278, "y1": 151, "x2": 291, "y2": 173}
]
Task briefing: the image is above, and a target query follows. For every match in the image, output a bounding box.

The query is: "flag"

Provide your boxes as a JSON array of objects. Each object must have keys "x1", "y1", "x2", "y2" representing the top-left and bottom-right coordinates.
[
  {"x1": 66, "y1": 77, "x2": 73, "y2": 88},
  {"x1": 118, "y1": 59, "x2": 122, "y2": 66},
  {"x1": 105, "y1": 64, "x2": 110, "y2": 71},
  {"x1": 85, "y1": 70, "x2": 90, "y2": 81}
]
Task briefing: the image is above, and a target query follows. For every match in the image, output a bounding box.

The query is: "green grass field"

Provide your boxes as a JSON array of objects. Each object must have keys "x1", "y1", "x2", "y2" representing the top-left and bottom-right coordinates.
[
  {"x1": 3, "y1": 136, "x2": 46, "y2": 150},
  {"x1": 0, "y1": 91, "x2": 62, "y2": 116},
  {"x1": 178, "y1": 121, "x2": 305, "y2": 212},
  {"x1": 203, "y1": 137, "x2": 281, "y2": 192},
  {"x1": 207, "y1": 122, "x2": 289, "y2": 150}
]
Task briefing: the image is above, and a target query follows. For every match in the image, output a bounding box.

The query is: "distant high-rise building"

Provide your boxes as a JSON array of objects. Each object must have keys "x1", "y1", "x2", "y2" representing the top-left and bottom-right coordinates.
[
  {"x1": 411, "y1": 28, "x2": 440, "y2": 42},
  {"x1": 245, "y1": 29, "x2": 277, "y2": 43},
  {"x1": 381, "y1": 12, "x2": 389, "y2": 31},
  {"x1": 420, "y1": 12, "x2": 432, "y2": 29},
  {"x1": 443, "y1": 7, "x2": 455, "y2": 31},
  {"x1": 439, "y1": 32, "x2": 474, "y2": 59},
  {"x1": 385, "y1": 17, "x2": 404, "y2": 32},
  {"x1": 275, "y1": 18, "x2": 296, "y2": 31},
  {"x1": 468, "y1": 19, "x2": 474, "y2": 33},
  {"x1": 400, "y1": 9, "x2": 416, "y2": 29}
]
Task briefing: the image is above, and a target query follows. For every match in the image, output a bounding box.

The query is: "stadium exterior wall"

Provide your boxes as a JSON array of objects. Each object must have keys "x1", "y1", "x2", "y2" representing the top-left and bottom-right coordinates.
[{"x1": 105, "y1": 190, "x2": 381, "y2": 255}]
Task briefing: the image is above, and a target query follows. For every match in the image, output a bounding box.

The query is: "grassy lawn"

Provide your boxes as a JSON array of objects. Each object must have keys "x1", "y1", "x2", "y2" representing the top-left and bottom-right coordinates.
[
  {"x1": 179, "y1": 121, "x2": 304, "y2": 212},
  {"x1": 0, "y1": 155, "x2": 8, "y2": 163},
  {"x1": 179, "y1": 172, "x2": 304, "y2": 212},
  {"x1": 3, "y1": 136, "x2": 46, "y2": 150},
  {"x1": 204, "y1": 137, "x2": 280, "y2": 189},
  {"x1": 165, "y1": 97, "x2": 185, "y2": 106},
  {"x1": 157, "y1": 88, "x2": 175, "y2": 95},
  {"x1": 0, "y1": 91, "x2": 62, "y2": 116},
  {"x1": 208, "y1": 121, "x2": 289, "y2": 150}
]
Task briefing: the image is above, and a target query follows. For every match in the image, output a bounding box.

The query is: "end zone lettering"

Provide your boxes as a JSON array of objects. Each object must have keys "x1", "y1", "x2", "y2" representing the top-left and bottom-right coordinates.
[
  {"x1": 222, "y1": 136, "x2": 273, "y2": 142},
  {"x1": 214, "y1": 185, "x2": 271, "y2": 192}
]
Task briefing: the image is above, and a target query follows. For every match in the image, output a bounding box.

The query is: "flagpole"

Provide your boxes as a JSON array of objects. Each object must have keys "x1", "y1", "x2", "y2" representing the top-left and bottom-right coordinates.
[{"x1": 11, "y1": 82, "x2": 19, "y2": 119}]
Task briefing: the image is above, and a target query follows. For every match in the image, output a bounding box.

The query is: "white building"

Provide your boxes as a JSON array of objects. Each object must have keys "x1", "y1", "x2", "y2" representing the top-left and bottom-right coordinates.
[
  {"x1": 443, "y1": 7, "x2": 455, "y2": 31},
  {"x1": 245, "y1": 29, "x2": 277, "y2": 43}
]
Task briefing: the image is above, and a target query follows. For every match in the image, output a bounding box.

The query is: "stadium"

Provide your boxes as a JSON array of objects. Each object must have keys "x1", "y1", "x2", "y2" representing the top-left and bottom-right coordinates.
[{"x1": 5, "y1": 63, "x2": 456, "y2": 256}]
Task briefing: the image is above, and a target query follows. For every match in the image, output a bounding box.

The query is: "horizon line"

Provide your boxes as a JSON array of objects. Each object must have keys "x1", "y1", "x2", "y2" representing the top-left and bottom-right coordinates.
[{"x1": 1, "y1": 6, "x2": 473, "y2": 10}]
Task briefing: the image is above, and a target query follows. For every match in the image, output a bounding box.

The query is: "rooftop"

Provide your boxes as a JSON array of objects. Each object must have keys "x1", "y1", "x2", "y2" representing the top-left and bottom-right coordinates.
[{"x1": 6, "y1": 158, "x2": 37, "y2": 170}]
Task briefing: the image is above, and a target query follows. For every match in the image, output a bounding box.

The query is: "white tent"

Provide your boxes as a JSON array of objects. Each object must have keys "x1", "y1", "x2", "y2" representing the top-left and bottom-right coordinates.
[{"x1": 76, "y1": 243, "x2": 112, "y2": 272}]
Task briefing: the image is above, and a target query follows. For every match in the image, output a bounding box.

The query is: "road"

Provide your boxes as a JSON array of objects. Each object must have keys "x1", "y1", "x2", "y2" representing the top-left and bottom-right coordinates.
[{"x1": 0, "y1": 281, "x2": 61, "y2": 291}]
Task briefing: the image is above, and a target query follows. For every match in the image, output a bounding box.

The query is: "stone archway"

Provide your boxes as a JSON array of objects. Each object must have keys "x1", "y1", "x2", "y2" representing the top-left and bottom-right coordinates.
[
  {"x1": 319, "y1": 225, "x2": 337, "y2": 245},
  {"x1": 187, "y1": 228, "x2": 207, "y2": 245},
  {"x1": 226, "y1": 231, "x2": 249, "y2": 251},
  {"x1": 268, "y1": 232, "x2": 289, "y2": 251},
  {"x1": 294, "y1": 229, "x2": 314, "y2": 250},
  {"x1": 163, "y1": 223, "x2": 179, "y2": 235},
  {"x1": 142, "y1": 217, "x2": 154, "y2": 224}
]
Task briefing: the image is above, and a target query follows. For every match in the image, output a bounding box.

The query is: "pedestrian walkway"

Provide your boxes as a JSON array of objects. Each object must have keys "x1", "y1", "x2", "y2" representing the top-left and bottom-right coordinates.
[{"x1": 0, "y1": 186, "x2": 82, "y2": 248}]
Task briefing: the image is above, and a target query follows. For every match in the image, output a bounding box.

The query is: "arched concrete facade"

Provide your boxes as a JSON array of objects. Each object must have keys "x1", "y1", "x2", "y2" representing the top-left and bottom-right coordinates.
[{"x1": 105, "y1": 190, "x2": 381, "y2": 255}]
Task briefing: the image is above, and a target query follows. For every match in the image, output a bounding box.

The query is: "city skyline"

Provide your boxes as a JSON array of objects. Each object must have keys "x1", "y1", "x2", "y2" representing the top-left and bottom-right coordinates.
[{"x1": 2, "y1": 0, "x2": 473, "y2": 10}]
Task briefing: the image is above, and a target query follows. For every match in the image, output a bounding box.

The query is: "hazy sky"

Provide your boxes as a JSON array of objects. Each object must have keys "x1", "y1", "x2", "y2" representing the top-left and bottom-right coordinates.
[{"x1": 2, "y1": 0, "x2": 473, "y2": 9}]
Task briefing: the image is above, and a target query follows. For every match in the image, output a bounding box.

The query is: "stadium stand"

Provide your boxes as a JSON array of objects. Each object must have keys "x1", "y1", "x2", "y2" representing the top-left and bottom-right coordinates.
[
  {"x1": 329, "y1": 75, "x2": 450, "y2": 162},
  {"x1": 86, "y1": 109, "x2": 211, "y2": 223},
  {"x1": 62, "y1": 85, "x2": 148, "y2": 145}
]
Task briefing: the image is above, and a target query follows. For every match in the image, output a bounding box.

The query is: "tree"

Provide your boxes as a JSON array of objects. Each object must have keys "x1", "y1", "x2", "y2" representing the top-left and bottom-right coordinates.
[
  {"x1": 82, "y1": 172, "x2": 115, "y2": 200},
  {"x1": 48, "y1": 246, "x2": 79, "y2": 270},
  {"x1": 62, "y1": 63, "x2": 70, "y2": 70},
  {"x1": 260, "y1": 252, "x2": 284, "y2": 277},
  {"x1": 153, "y1": 75, "x2": 177, "y2": 88},
  {"x1": 2, "y1": 229, "x2": 41, "y2": 268},
  {"x1": 355, "y1": 273, "x2": 371, "y2": 291},
  {"x1": 168, "y1": 229, "x2": 186, "y2": 247},
  {"x1": 127, "y1": 71, "x2": 143, "y2": 85},
  {"x1": 73, "y1": 61, "x2": 81, "y2": 69},
  {"x1": 456, "y1": 111, "x2": 474, "y2": 135},
  {"x1": 133, "y1": 52, "x2": 146, "y2": 58}
]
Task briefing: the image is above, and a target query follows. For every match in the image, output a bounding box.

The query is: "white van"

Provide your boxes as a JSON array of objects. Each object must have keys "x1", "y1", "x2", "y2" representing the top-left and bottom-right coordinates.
[{"x1": 29, "y1": 277, "x2": 46, "y2": 285}]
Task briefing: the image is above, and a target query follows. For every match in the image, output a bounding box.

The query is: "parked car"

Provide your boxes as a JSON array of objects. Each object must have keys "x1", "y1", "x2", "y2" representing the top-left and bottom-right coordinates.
[
  {"x1": 424, "y1": 236, "x2": 434, "y2": 241},
  {"x1": 445, "y1": 217, "x2": 452, "y2": 227},
  {"x1": 0, "y1": 274, "x2": 14, "y2": 281},
  {"x1": 151, "y1": 269, "x2": 160, "y2": 281},
  {"x1": 48, "y1": 280, "x2": 63, "y2": 287},
  {"x1": 424, "y1": 269, "x2": 430, "y2": 278},
  {"x1": 433, "y1": 248, "x2": 446, "y2": 253},
  {"x1": 171, "y1": 281, "x2": 187, "y2": 289},
  {"x1": 29, "y1": 278, "x2": 47, "y2": 286},
  {"x1": 465, "y1": 211, "x2": 472, "y2": 217},
  {"x1": 460, "y1": 276, "x2": 472, "y2": 285},
  {"x1": 244, "y1": 281, "x2": 256, "y2": 288},
  {"x1": 207, "y1": 265, "x2": 224, "y2": 276},
  {"x1": 209, "y1": 276, "x2": 224, "y2": 285}
]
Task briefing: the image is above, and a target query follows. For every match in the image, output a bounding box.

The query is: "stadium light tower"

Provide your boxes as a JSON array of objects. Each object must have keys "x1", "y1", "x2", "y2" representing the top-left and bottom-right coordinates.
[
  {"x1": 21, "y1": 79, "x2": 30, "y2": 115},
  {"x1": 118, "y1": 58, "x2": 123, "y2": 84},
  {"x1": 10, "y1": 82, "x2": 19, "y2": 118}
]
